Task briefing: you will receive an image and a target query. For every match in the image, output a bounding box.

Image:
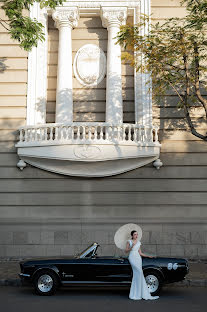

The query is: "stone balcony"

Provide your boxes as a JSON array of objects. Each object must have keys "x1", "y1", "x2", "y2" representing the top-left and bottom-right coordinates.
[
  {"x1": 15, "y1": 122, "x2": 161, "y2": 177},
  {"x1": 15, "y1": 2, "x2": 162, "y2": 177}
]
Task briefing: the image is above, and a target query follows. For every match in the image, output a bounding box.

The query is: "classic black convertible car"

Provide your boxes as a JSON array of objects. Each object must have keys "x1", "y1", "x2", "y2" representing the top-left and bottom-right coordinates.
[{"x1": 19, "y1": 242, "x2": 189, "y2": 296}]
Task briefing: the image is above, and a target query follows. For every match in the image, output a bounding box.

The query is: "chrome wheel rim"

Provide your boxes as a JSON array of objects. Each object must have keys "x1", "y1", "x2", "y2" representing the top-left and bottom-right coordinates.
[
  {"x1": 145, "y1": 274, "x2": 159, "y2": 293},
  {"x1": 38, "y1": 274, "x2": 53, "y2": 292}
]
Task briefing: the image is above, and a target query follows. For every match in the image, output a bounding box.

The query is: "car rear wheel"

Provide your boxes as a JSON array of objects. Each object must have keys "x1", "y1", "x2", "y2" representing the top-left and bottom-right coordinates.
[
  {"x1": 144, "y1": 270, "x2": 163, "y2": 296},
  {"x1": 33, "y1": 270, "x2": 59, "y2": 296}
]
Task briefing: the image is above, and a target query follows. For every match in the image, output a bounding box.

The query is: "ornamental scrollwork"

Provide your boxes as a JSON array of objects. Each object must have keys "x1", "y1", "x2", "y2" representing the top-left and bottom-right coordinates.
[{"x1": 52, "y1": 7, "x2": 79, "y2": 29}]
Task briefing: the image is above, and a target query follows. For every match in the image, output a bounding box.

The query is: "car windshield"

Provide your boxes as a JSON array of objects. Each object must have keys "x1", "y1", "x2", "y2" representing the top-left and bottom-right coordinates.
[{"x1": 74, "y1": 244, "x2": 96, "y2": 258}]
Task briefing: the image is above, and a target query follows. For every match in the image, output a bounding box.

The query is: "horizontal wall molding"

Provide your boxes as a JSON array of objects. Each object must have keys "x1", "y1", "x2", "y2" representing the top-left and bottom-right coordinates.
[{"x1": 0, "y1": 217, "x2": 206, "y2": 225}]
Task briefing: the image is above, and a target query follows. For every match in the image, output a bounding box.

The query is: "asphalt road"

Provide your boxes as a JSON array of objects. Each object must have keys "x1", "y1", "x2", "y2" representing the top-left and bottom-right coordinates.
[{"x1": 0, "y1": 286, "x2": 204, "y2": 312}]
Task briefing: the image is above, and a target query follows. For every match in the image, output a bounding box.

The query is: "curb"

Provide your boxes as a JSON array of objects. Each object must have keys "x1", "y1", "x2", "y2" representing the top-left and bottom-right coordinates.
[
  {"x1": 166, "y1": 279, "x2": 207, "y2": 287},
  {"x1": 0, "y1": 279, "x2": 22, "y2": 286},
  {"x1": 0, "y1": 278, "x2": 206, "y2": 287}
]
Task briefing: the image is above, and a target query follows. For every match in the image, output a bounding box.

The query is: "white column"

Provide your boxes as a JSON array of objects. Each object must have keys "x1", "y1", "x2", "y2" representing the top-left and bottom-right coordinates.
[
  {"x1": 52, "y1": 8, "x2": 79, "y2": 123},
  {"x1": 134, "y1": 0, "x2": 152, "y2": 126},
  {"x1": 27, "y1": 3, "x2": 48, "y2": 125},
  {"x1": 100, "y1": 7, "x2": 127, "y2": 125}
]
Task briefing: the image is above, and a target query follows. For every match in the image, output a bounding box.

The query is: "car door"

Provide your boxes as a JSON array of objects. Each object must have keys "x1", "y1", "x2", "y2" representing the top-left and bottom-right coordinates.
[
  {"x1": 61, "y1": 258, "x2": 99, "y2": 282},
  {"x1": 92, "y1": 257, "x2": 132, "y2": 282}
]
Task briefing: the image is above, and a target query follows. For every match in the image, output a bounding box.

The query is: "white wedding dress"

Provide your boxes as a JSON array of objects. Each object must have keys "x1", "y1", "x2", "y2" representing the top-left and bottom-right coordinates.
[{"x1": 127, "y1": 239, "x2": 160, "y2": 300}]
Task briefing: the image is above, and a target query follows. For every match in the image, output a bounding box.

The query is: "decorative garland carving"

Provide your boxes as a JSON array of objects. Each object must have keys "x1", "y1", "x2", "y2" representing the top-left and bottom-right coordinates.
[{"x1": 73, "y1": 145, "x2": 102, "y2": 159}]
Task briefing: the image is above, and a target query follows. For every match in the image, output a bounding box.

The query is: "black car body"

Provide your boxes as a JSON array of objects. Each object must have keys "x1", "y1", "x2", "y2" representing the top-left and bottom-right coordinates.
[{"x1": 19, "y1": 242, "x2": 189, "y2": 296}]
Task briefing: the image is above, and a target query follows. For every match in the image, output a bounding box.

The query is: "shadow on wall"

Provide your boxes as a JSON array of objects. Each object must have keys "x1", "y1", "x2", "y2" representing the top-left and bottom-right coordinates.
[
  {"x1": 47, "y1": 83, "x2": 135, "y2": 124},
  {"x1": 153, "y1": 92, "x2": 207, "y2": 143},
  {"x1": 35, "y1": 97, "x2": 47, "y2": 123},
  {"x1": 0, "y1": 57, "x2": 8, "y2": 73}
]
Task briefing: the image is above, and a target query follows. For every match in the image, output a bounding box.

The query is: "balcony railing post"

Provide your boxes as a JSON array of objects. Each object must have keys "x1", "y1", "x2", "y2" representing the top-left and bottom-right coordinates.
[
  {"x1": 19, "y1": 129, "x2": 23, "y2": 142},
  {"x1": 100, "y1": 126, "x2": 103, "y2": 140},
  {"x1": 154, "y1": 126, "x2": 159, "y2": 143},
  {"x1": 49, "y1": 126, "x2": 53, "y2": 141},
  {"x1": 128, "y1": 125, "x2": 131, "y2": 141},
  {"x1": 88, "y1": 126, "x2": 91, "y2": 140}
]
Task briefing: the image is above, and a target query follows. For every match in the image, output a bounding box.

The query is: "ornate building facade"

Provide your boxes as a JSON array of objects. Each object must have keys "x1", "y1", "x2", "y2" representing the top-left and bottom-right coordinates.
[{"x1": 0, "y1": 0, "x2": 206, "y2": 259}]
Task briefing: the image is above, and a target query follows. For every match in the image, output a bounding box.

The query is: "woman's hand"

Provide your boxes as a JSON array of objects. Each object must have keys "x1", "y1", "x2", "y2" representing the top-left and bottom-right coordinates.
[{"x1": 148, "y1": 255, "x2": 156, "y2": 258}]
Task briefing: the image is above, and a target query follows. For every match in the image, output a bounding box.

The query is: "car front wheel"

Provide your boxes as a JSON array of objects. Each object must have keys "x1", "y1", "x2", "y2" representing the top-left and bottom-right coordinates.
[
  {"x1": 144, "y1": 270, "x2": 163, "y2": 296},
  {"x1": 33, "y1": 270, "x2": 59, "y2": 296}
]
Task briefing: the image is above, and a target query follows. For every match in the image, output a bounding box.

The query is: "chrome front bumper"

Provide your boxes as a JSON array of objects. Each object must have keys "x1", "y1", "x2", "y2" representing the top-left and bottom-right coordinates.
[{"x1": 19, "y1": 273, "x2": 31, "y2": 277}]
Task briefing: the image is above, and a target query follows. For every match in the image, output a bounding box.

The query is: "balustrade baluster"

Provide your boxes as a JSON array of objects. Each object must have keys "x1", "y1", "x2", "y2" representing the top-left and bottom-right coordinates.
[
  {"x1": 77, "y1": 126, "x2": 80, "y2": 140},
  {"x1": 154, "y1": 127, "x2": 159, "y2": 143},
  {"x1": 128, "y1": 125, "x2": 131, "y2": 141},
  {"x1": 93, "y1": 126, "x2": 97, "y2": 140},
  {"x1": 19, "y1": 129, "x2": 23, "y2": 142},
  {"x1": 105, "y1": 126, "x2": 109, "y2": 140},
  {"x1": 108, "y1": 126, "x2": 111, "y2": 140},
  {"x1": 43, "y1": 127, "x2": 47, "y2": 141},
  {"x1": 122, "y1": 125, "x2": 125, "y2": 141},
  {"x1": 143, "y1": 127, "x2": 147, "y2": 142},
  {"x1": 30, "y1": 129, "x2": 33, "y2": 141},
  {"x1": 25, "y1": 129, "x2": 28, "y2": 142},
  {"x1": 34, "y1": 128, "x2": 38, "y2": 141},
  {"x1": 142, "y1": 127, "x2": 145, "y2": 142},
  {"x1": 49, "y1": 127, "x2": 53, "y2": 140},
  {"x1": 112, "y1": 126, "x2": 115, "y2": 140},
  {"x1": 117, "y1": 126, "x2": 120, "y2": 140},
  {"x1": 137, "y1": 127, "x2": 141, "y2": 142},
  {"x1": 149, "y1": 127, "x2": 153, "y2": 142},
  {"x1": 39, "y1": 128, "x2": 43, "y2": 141},
  {"x1": 72, "y1": 126, "x2": 75, "y2": 140},
  {"x1": 99, "y1": 126, "x2": 103, "y2": 140},
  {"x1": 88, "y1": 126, "x2": 92, "y2": 140},
  {"x1": 119, "y1": 126, "x2": 121, "y2": 140},
  {"x1": 134, "y1": 126, "x2": 138, "y2": 142},
  {"x1": 55, "y1": 127, "x2": 59, "y2": 140},
  {"x1": 131, "y1": 125, "x2": 134, "y2": 141},
  {"x1": 60, "y1": 126, "x2": 64, "y2": 140},
  {"x1": 65, "y1": 126, "x2": 69, "y2": 140},
  {"x1": 82, "y1": 126, "x2": 85, "y2": 140}
]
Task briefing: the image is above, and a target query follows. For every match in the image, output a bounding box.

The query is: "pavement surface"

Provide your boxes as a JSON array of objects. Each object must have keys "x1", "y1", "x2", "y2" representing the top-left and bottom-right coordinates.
[
  {"x1": 0, "y1": 286, "x2": 206, "y2": 312},
  {"x1": 0, "y1": 259, "x2": 206, "y2": 287}
]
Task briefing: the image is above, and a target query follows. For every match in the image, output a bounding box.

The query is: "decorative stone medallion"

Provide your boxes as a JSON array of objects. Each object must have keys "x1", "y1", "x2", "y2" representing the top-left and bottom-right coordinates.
[
  {"x1": 73, "y1": 145, "x2": 102, "y2": 159},
  {"x1": 73, "y1": 44, "x2": 106, "y2": 87}
]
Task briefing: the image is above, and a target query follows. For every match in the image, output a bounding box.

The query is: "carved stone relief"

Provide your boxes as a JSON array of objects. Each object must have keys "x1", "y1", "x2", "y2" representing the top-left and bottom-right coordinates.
[
  {"x1": 73, "y1": 145, "x2": 102, "y2": 159},
  {"x1": 73, "y1": 44, "x2": 106, "y2": 87}
]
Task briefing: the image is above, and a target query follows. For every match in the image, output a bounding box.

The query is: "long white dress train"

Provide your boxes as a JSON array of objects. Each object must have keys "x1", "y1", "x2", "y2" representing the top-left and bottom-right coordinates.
[{"x1": 128, "y1": 239, "x2": 160, "y2": 300}]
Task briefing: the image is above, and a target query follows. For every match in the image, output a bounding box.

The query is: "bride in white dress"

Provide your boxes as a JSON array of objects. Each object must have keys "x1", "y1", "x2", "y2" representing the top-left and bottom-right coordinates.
[{"x1": 125, "y1": 230, "x2": 160, "y2": 300}]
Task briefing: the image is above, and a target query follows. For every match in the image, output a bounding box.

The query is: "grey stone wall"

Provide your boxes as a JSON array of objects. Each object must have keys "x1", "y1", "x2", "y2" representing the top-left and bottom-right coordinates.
[{"x1": 0, "y1": 222, "x2": 206, "y2": 259}]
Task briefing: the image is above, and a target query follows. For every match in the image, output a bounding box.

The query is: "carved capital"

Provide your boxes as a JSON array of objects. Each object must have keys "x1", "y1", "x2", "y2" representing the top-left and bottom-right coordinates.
[
  {"x1": 52, "y1": 7, "x2": 79, "y2": 29},
  {"x1": 100, "y1": 7, "x2": 127, "y2": 28}
]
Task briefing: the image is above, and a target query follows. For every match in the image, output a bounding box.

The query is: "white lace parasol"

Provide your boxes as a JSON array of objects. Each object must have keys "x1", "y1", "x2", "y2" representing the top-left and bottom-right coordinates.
[{"x1": 114, "y1": 223, "x2": 142, "y2": 250}]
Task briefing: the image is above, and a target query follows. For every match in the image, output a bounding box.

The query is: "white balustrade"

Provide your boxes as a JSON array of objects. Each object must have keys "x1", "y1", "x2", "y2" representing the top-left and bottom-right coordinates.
[{"x1": 16, "y1": 123, "x2": 160, "y2": 147}]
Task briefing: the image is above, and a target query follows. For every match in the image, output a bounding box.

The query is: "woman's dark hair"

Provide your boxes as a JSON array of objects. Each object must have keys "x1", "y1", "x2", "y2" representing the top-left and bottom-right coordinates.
[{"x1": 131, "y1": 230, "x2": 137, "y2": 238}]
